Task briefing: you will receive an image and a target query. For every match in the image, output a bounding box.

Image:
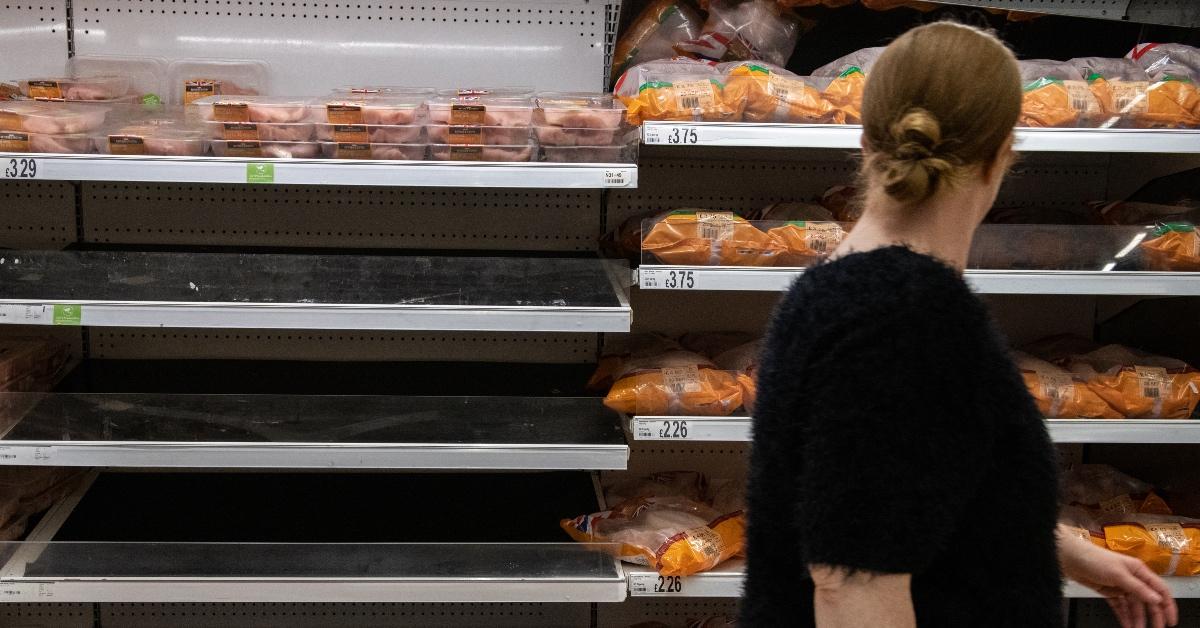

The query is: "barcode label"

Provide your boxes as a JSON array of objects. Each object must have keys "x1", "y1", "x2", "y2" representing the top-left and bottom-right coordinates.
[
  {"x1": 672, "y1": 81, "x2": 716, "y2": 114},
  {"x1": 662, "y1": 365, "x2": 702, "y2": 394},
  {"x1": 1147, "y1": 523, "x2": 1189, "y2": 553},
  {"x1": 1112, "y1": 81, "x2": 1149, "y2": 114},
  {"x1": 804, "y1": 222, "x2": 844, "y2": 254},
  {"x1": 1038, "y1": 372, "x2": 1075, "y2": 417},
  {"x1": 697, "y1": 212, "x2": 735, "y2": 241},
  {"x1": 1135, "y1": 366, "x2": 1169, "y2": 401},
  {"x1": 1064, "y1": 81, "x2": 1100, "y2": 115}
]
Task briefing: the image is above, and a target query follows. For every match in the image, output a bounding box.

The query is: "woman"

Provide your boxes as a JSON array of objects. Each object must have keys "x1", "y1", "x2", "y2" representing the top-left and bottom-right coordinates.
[{"x1": 741, "y1": 22, "x2": 1179, "y2": 628}]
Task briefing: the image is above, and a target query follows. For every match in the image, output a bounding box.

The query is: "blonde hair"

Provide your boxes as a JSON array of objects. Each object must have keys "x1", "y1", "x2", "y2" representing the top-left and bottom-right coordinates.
[{"x1": 861, "y1": 22, "x2": 1021, "y2": 206}]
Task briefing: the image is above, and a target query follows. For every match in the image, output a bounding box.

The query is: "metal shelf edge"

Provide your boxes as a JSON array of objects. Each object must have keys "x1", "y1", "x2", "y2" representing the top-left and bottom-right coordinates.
[
  {"x1": 637, "y1": 267, "x2": 1200, "y2": 296},
  {"x1": 641, "y1": 122, "x2": 1200, "y2": 153},
  {"x1": 0, "y1": 442, "x2": 630, "y2": 470},
  {"x1": 0, "y1": 153, "x2": 638, "y2": 189}
]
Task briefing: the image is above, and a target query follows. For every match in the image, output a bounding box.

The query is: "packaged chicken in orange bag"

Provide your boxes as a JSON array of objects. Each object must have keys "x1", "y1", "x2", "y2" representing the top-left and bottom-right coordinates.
[
  {"x1": 713, "y1": 340, "x2": 760, "y2": 413},
  {"x1": 1068, "y1": 57, "x2": 1151, "y2": 127},
  {"x1": 1141, "y1": 223, "x2": 1200, "y2": 271},
  {"x1": 1068, "y1": 345, "x2": 1200, "y2": 419},
  {"x1": 615, "y1": 58, "x2": 745, "y2": 124},
  {"x1": 812, "y1": 48, "x2": 882, "y2": 126},
  {"x1": 1101, "y1": 514, "x2": 1200, "y2": 576},
  {"x1": 1012, "y1": 351, "x2": 1122, "y2": 420},
  {"x1": 561, "y1": 495, "x2": 745, "y2": 576},
  {"x1": 1061, "y1": 464, "x2": 1174, "y2": 517},
  {"x1": 603, "y1": 350, "x2": 744, "y2": 416},
  {"x1": 766, "y1": 221, "x2": 846, "y2": 267},
  {"x1": 721, "y1": 61, "x2": 839, "y2": 123},
  {"x1": 1126, "y1": 43, "x2": 1200, "y2": 128},
  {"x1": 642, "y1": 210, "x2": 784, "y2": 266},
  {"x1": 1018, "y1": 61, "x2": 1102, "y2": 128}
]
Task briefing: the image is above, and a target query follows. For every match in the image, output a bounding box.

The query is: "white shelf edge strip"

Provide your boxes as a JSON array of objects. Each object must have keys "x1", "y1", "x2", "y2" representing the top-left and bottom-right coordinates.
[
  {"x1": 0, "y1": 578, "x2": 629, "y2": 603},
  {"x1": 0, "y1": 153, "x2": 638, "y2": 189},
  {"x1": 638, "y1": 267, "x2": 1200, "y2": 296},
  {"x1": 631, "y1": 417, "x2": 1200, "y2": 444},
  {"x1": 641, "y1": 122, "x2": 1200, "y2": 153},
  {"x1": 626, "y1": 565, "x2": 1200, "y2": 599},
  {"x1": 0, "y1": 442, "x2": 629, "y2": 470},
  {"x1": 0, "y1": 302, "x2": 631, "y2": 333}
]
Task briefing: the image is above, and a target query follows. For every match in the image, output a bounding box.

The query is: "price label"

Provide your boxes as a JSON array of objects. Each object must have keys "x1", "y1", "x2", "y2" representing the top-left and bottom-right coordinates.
[
  {"x1": 640, "y1": 268, "x2": 699, "y2": 290},
  {"x1": 2, "y1": 157, "x2": 39, "y2": 179},
  {"x1": 643, "y1": 125, "x2": 701, "y2": 146},
  {"x1": 0, "y1": 304, "x2": 53, "y2": 325},
  {"x1": 0, "y1": 582, "x2": 54, "y2": 599},
  {"x1": 629, "y1": 572, "x2": 685, "y2": 596},
  {"x1": 658, "y1": 419, "x2": 690, "y2": 439},
  {"x1": 603, "y1": 168, "x2": 632, "y2": 188},
  {"x1": 0, "y1": 446, "x2": 55, "y2": 464}
]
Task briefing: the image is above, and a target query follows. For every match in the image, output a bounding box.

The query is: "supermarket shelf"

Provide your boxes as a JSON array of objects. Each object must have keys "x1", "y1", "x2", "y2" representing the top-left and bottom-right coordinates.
[
  {"x1": 1046, "y1": 420, "x2": 1200, "y2": 444},
  {"x1": 642, "y1": 123, "x2": 1200, "y2": 153},
  {"x1": 921, "y1": 0, "x2": 1200, "y2": 28},
  {"x1": 0, "y1": 251, "x2": 631, "y2": 332},
  {"x1": 638, "y1": 266, "x2": 1200, "y2": 296},
  {"x1": 631, "y1": 417, "x2": 1200, "y2": 444},
  {"x1": 0, "y1": 153, "x2": 637, "y2": 188},
  {"x1": 627, "y1": 562, "x2": 1200, "y2": 599},
  {"x1": 0, "y1": 394, "x2": 628, "y2": 470},
  {"x1": 0, "y1": 471, "x2": 627, "y2": 603}
]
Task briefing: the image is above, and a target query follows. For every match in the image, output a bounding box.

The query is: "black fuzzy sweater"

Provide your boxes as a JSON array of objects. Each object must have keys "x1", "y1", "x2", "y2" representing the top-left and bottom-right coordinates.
[{"x1": 741, "y1": 246, "x2": 1062, "y2": 627}]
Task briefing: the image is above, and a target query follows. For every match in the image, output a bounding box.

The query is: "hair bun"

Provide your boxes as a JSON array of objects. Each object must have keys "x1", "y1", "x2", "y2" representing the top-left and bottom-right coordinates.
[{"x1": 876, "y1": 108, "x2": 956, "y2": 204}]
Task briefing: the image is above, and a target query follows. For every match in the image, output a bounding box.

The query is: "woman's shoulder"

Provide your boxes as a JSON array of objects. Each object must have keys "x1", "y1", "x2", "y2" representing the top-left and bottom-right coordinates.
[{"x1": 787, "y1": 245, "x2": 976, "y2": 312}]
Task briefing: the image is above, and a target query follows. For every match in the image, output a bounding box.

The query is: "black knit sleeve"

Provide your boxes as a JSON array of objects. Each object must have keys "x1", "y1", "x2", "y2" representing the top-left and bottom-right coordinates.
[{"x1": 786, "y1": 261, "x2": 1000, "y2": 575}]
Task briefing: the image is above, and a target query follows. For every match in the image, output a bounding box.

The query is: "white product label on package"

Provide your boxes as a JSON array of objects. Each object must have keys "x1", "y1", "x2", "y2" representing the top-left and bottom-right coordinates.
[
  {"x1": 662, "y1": 365, "x2": 702, "y2": 394},
  {"x1": 804, "y1": 222, "x2": 843, "y2": 254},
  {"x1": 1037, "y1": 372, "x2": 1075, "y2": 417},
  {"x1": 1147, "y1": 523, "x2": 1189, "y2": 553},
  {"x1": 673, "y1": 80, "x2": 716, "y2": 112},
  {"x1": 697, "y1": 212, "x2": 735, "y2": 241}
]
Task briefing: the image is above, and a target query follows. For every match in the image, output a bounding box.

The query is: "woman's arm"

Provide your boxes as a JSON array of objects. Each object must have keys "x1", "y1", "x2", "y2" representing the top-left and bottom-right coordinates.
[
  {"x1": 1056, "y1": 524, "x2": 1178, "y2": 628},
  {"x1": 811, "y1": 565, "x2": 915, "y2": 628}
]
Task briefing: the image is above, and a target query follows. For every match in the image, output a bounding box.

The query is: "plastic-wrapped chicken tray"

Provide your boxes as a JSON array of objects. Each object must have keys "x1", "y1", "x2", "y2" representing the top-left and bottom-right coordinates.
[{"x1": 191, "y1": 96, "x2": 313, "y2": 124}]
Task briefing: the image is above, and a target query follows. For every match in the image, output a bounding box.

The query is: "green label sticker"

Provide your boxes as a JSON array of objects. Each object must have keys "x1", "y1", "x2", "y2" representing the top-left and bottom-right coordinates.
[
  {"x1": 246, "y1": 163, "x2": 275, "y2": 184},
  {"x1": 52, "y1": 304, "x2": 82, "y2": 326}
]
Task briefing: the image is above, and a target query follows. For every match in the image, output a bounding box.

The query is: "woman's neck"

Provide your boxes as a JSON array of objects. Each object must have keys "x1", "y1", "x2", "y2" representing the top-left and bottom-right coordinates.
[{"x1": 833, "y1": 185, "x2": 993, "y2": 271}]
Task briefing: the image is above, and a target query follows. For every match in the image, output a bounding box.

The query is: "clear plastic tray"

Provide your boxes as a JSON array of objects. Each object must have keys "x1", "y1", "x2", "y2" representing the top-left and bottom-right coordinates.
[
  {"x1": 429, "y1": 142, "x2": 535, "y2": 162},
  {"x1": 425, "y1": 124, "x2": 531, "y2": 145},
  {"x1": 97, "y1": 130, "x2": 208, "y2": 157},
  {"x1": 208, "y1": 140, "x2": 320, "y2": 159},
  {"x1": 319, "y1": 142, "x2": 427, "y2": 160},
  {"x1": 67, "y1": 55, "x2": 168, "y2": 104},
  {"x1": 542, "y1": 145, "x2": 626, "y2": 163},
  {"x1": 535, "y1": 92, "x2": 625, "y2": 129},
  {"x1": 427, "y1": 96, "x2": 534, "y2": 127},
  {"x1": 191, "y1": 96, "x2": 312, "y2": 124},
  {"x1": 314, "y1": 95, "x2": 427, "y2": 126},
  {"x1": 0, "y1": 101, "x2": 109, "y2": 134},
  {"x1": 168, "y1": 58, "x2": 269, "y2": 105},
  {"x1": 16, "y1": 75, "x2": 131, "y2": 101},
  {"x1": 0, "y1": 130, "x2": 94, "y2": 154},
  {"x1": 534, "y1": 125, "x2": 622, "y2": 146},
  {"x1": 205, "y1": 120, "x2": 316, "y2": 142},
  {"x1": 314, "y1": 123, "x2": 424, "y2": 144}
]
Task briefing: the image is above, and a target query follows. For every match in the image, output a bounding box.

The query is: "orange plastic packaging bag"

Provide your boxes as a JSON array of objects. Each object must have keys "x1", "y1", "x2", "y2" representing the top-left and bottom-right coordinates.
[
  {"x1": 642, "y1": 210, "x2": 784, "y2": 266},
  {"x1": 1103, "y1": 519, "x2": 1200, "y2": 576},
  {"x1": 821, "y1": 67, "x2": 865, "y2": 124},
  {"x1": 604, "y1": 351, "x2": 744, "y2": 416},
  {"x1": 1019, "y1": 78, "x2": 1091, "y2": 128},
  {"x1": 561, "y1": 495, "x2": 746, "y2": 576},
  {"x1": 1137, "y1": 78, "x2": 1200, "y2": 128},
  {"x1": 1141, "y1": 223, "x2": 1200, "y2": 271},
  {"x1": 623, "y1": 78, "x2": 745, "y2": 124},
  {"x1": 722, "y1": 62, "x2": 839, "y2": 123},
  {"x1": 1068, "y1": 345, "x2": 1200, "y2": 419},
  {"x1": 1013, "y1": 352, "x2": 1122, "y2": 419},
  {"x1": 766, "y1": 221, "x2": 846, "y2": 267}
]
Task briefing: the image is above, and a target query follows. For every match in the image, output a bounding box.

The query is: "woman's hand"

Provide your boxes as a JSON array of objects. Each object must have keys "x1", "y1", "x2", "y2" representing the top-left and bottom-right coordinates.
[{"x1": 1057, "y1": 524, "x2": 1179, "y2": 628}]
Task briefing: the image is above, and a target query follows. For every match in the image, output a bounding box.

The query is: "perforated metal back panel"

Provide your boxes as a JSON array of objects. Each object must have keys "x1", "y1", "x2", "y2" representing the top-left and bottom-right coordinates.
[
  {"x1": 89, "y1": 328, "x2": 598, "y2": 363},
  {"x1": 0, "y1": 604, "x2": 91, "y2": 628},
  {"x1": 0, "y1": 3, "x2": 68, "y2": 79},
  {"x1": 73, "y1": 0, "x2": 616, "y2": 92},
  {"x1": 100, "y1": 602, "x2": 589, "y2": 627},
  {"x1": 598, "y1": 599, "x2": 739, "y2": 627},
  {"x1": 80, "y1": 184, "x2": 600, "y2": 251},
  {"x1": 0, "y1": 181, "x2": 77, "y2": 250}
]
